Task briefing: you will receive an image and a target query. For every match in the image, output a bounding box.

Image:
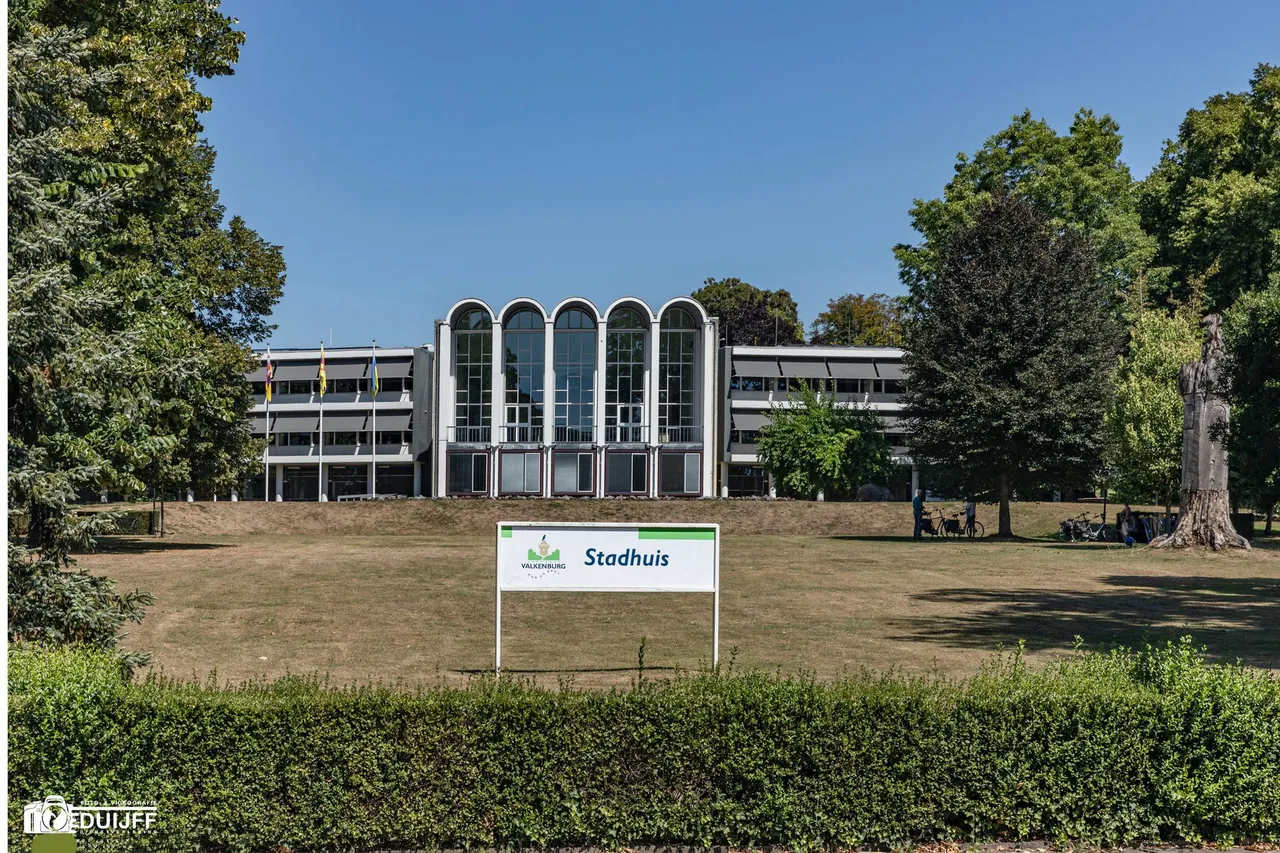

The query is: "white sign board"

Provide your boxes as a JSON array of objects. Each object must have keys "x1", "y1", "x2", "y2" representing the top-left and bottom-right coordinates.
[{"x1": 494, "y1": 521, "x2": 720, "y2": 670}]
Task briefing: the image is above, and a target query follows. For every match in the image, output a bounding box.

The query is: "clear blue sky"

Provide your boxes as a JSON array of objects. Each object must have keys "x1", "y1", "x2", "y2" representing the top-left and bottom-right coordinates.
[{"x1": 200, "y1": 0, "x2": 1279, "y2": 348}]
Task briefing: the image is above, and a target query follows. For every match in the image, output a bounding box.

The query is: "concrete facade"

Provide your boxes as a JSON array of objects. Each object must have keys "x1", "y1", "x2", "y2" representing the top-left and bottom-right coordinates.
[
  {"x1": 246, "y1": 345, "x2": 432, "y2": 500},
  {"x1": 432, "y1": 296, "x2": 719, "y2": 499},
  {"x1": 243, "y1": 300, "x2": 916, "y2": 501},
  {"x1": 716, "y1": 344, "x2": 913, "y2": 499}
]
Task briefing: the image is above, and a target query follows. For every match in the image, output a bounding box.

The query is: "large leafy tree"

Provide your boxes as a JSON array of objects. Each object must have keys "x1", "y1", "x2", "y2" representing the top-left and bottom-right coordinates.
[
  {"x1": 809, "y1": 293, "x2": 907, "y2": 346},
  {"x1": 1139, "y1": 64, "x2": 1280, "y2": 313},
  {"x1": 8, "y1": 1, "x2": 283, "y2": 663},
  {"x1": 1103, "y1": 305, "x2": 1203, "y2": 517},
  {"x1": 756, "y1": 384, "x2": 892, "y2": 500},
  {"x1": 1221, "y1": 281, "x2": 1280, "y2": 533},
  {"x1": 692, "y1": 277, "x2": 803, "y2": 346},
  {"x1": 903, "y1": 194, "x2": 1123, "y2": 537},
  {"x1": 895, "y1": 109, "x2": 1154, "y2": 303}
]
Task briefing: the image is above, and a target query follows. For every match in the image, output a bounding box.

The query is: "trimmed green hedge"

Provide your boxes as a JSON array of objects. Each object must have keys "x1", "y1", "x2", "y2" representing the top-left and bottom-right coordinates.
[{"x1": 8, "y1": 641, "x2": 1279, "y2": 851}]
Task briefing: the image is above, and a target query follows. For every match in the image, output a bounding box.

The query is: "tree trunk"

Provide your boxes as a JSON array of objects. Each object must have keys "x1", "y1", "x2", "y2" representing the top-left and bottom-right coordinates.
[
  {"x1": 997, "y1": 471, "x2": 1012, "y2": 537},
  {"x1": 1152, "y1": 488, "x2": 1249, "y2": 551},
  {"x1": 1151, "y1": 314, "x2": 1248, "y2": 551},
  {"x1": 1266, "y1": 507, "x2": 1273, "y2": 536}
]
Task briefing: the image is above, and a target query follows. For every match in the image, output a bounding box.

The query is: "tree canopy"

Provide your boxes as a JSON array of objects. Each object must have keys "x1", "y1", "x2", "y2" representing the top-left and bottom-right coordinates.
[
  {"x1": 756, "y1": 384, "x2": 892, "y2": 500},
  {"x1": 809, "y1": 293, "x2": 907, "y2": 347},
  {"x1": 1103, "y1": 305, "x2": 1203, "y2": 514},
  {"x1": 894, "y1": 109, "x2": 1154, "y2": 303},
  {"x1": 1221, "y1": 281, "x2": 1280, "y2": 531},
  {"x1": 1139, "y1": 64, "x2": 1280, "y2": 312},
  {"x1": 692, "y1": 278, "x2": 803, "y2": 346},
  {"x1": 903, "y1": 194, "x2": 1123, "y2": 536},
  {"x1": 8, "y1": 0, "x2": 284, "y2": 664}
]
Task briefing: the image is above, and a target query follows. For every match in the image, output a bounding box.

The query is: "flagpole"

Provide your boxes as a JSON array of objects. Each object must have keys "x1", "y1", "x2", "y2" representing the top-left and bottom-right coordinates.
[
  {"x1": 264, "y1": 389, "x2": 270, "y2": 502},
  {"x1": 264, "y1": 348, "x2": 272, "y2": 501},
  {"x1": 371, "y1": 339, "x2": 377, "y2": 499},
  {"x1": 318, "y1": 340, "x2": 325, "y2": 502}
]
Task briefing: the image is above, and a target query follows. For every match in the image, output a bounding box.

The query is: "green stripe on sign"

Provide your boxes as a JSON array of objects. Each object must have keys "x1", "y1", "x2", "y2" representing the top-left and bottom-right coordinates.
[
  {"x1": 500, "y1": 527, "x2": 512, "y2": 538},
  {"x1": 637, "y1": 528, "x2": 716, "y2": 540}
]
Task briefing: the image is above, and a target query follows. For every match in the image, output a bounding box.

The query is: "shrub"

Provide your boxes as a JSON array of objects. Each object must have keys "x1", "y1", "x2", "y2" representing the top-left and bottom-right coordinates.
[{"x1": 8, "y1": 640, "x2": 1279, "y2": 851}]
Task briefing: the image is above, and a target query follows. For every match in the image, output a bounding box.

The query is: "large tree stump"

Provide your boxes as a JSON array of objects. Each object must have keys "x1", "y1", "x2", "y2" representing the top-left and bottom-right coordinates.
[{"x1": 1152, "y1": 314, "x2": 1249, "y2": 551}]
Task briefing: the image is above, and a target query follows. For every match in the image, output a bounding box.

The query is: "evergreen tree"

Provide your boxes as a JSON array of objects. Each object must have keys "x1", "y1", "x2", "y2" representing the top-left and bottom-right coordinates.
[
  {"x1": 8, "y1": 2, "x2": 284, "y2": 663},
  {"x1": 903, "y1": 194, "x2": 1123, "y2": 536},
  {"x1": 756, "y1": 384, "x2": 892, "y2": 500},
  {"x1": 8, "y1": 23, "x2": 155, "y2": 666}
]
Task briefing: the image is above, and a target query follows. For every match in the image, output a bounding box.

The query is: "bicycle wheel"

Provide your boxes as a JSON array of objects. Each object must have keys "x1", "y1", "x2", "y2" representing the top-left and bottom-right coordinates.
[{"x1": 969, "y1": 521, "x2": 985, "y2": 539}]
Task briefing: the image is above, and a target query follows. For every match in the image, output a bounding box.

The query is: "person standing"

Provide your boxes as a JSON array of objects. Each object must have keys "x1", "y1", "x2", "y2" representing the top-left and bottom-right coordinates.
[
  {"x1": 913, "y1": 489, "x2": 925, "y2": 539},
  {"x1": 964, "y1": 499, "x2": 977, "y2": 536}
]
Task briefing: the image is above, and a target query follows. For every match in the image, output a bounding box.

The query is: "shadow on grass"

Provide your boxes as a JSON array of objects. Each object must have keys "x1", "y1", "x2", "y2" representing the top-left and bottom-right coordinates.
[
  {"x1": 891, "y1": 574, "x2": 1280, "y2": 667},
  {"x1": 454, "y1": 665, "x2": 678, "y2": 675},
  {"x1": 90, "y1": 537, "x2": 231, "y2": 554},
  {"x1": 830, "y1": 534, "x2": 1041, "y2": 543}
]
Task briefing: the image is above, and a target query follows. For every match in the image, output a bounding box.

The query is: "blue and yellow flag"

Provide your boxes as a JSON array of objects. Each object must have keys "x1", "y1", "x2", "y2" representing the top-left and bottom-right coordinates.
[
  {"x1": 370, "y1": 343, "x2": 379, "y2": 398},
  {"x1": 318, "y1": 343, "x2": 327, "y2": 397}
]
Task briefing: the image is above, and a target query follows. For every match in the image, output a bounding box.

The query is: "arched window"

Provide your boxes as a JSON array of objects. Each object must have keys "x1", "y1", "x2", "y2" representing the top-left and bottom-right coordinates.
[
  {"x1": 658, "y1": 307, "x2": 698, "y2": 437},
  {"x1": 605, "y1": 308, "x2": 647, "y2": 442},
  {"x1": 554, "y1": 309, "x2": 596, "y2": 443},
  {"x1": 503, "y1": 308, "x2": 545, "y2": 441},
  {"x1": 453, "y1": 309, "x2": 492, "y2": 440}
]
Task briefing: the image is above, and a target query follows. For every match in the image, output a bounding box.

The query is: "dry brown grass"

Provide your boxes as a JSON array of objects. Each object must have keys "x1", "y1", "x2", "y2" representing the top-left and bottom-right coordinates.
[
  {"x1": 136, "y1": 496, "x2": 1132, "y2": 538},
  {"x1": 78, "y1": 500, "x2": 1280, "y2": 688}
]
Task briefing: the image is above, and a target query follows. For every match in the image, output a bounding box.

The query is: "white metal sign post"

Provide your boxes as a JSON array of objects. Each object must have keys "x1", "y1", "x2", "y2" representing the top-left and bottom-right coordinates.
[{"x1": 495, "y1": 521, "x2": 720, "y2": 672}]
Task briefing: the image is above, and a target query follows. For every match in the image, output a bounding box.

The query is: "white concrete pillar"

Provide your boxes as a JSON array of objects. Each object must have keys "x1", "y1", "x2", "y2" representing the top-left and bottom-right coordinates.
[
  {"x1": 186, "y1": 488, "x2": 194, "y2": 502},
  {"x1": 275, "y1": 464, "x2": 284, "y2": 501},
  {"x1": 543, "y1": 317, "x2": 555, "y2": 498},
  {"x1": 490, "y1": 318, "x2": 503, "y2": 499},
  {"x1": 435, "y1": 321, "x2": 452, "y2": 499},
  {"x1": 768, "y1": 471, "x2": 777, "y2": 499},
  {"x1": 701, "y1": 319, "x2": 716, "y2": 497},
  {"x1": 413, "y1": 461, "x2": 422, "y2": 498},
  {"x1": 490, "y1": 319, "x2": 503, "y2": 449},
  {"x1": 647, "y1": 315, "x2": 660, "y2": 497},
  {"x1": 230, "y1": 490, "x2": 238, "y2": 502},
  {"x1": 594, "y1": 318, "x2": 606, "y2": 448},
  {"x1": 647, "y1": 316, "x2": 660, "y2": 445},
  {"x1": 816, "y1": 489, "x2": 825, "y2": 502}
]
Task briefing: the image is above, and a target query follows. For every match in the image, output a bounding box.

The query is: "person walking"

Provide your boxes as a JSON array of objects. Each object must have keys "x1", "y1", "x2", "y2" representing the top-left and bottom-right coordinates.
[{"x1": 913, "y1": 489, "x2": 925, "y2": 539}]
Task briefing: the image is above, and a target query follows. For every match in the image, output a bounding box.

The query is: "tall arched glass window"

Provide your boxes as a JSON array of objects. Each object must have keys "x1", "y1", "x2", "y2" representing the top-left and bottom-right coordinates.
[
  {"x1": 554, "y1": 308, "x2": 596, "y2": 442},
  {"x1": 503, "y1": 308, "x2": 545, "y2": 441},
  {"x1": 605, "y1": 307, "x2": 647, "y2": 442},
  {"x1": 658, "y1": 307, "x2": 698, "y2": 438},
  {"x1": 453, "y1": 309, "x2": 492, "y2": 441}
]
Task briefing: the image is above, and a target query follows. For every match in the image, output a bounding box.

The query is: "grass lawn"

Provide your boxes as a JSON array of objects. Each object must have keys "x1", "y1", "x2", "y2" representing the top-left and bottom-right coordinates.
[{"x1": 80, "y1": 501, "x2": 1280, "y2": 688}]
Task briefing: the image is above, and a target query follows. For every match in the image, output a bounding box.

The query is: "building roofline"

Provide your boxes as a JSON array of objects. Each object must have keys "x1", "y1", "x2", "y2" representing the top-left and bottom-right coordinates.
[
  {"x1": 255, "y1": 346, "x2": 425, "y2": 359},
  {"x1": 726, "y1": 344, "x2": 905, "y2": 358}
]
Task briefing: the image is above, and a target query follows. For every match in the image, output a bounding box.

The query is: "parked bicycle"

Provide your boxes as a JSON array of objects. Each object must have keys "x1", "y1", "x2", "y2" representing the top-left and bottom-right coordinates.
[
  {"x1": 1058, "y1": 513, "x2": 1112, "y2": 542},
  {"x1": 944, "y1": 511, "x2": 985, "y2": 539},
  {"x1": 919, "y1": 508, "x2": 947, "y2": 538}
]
